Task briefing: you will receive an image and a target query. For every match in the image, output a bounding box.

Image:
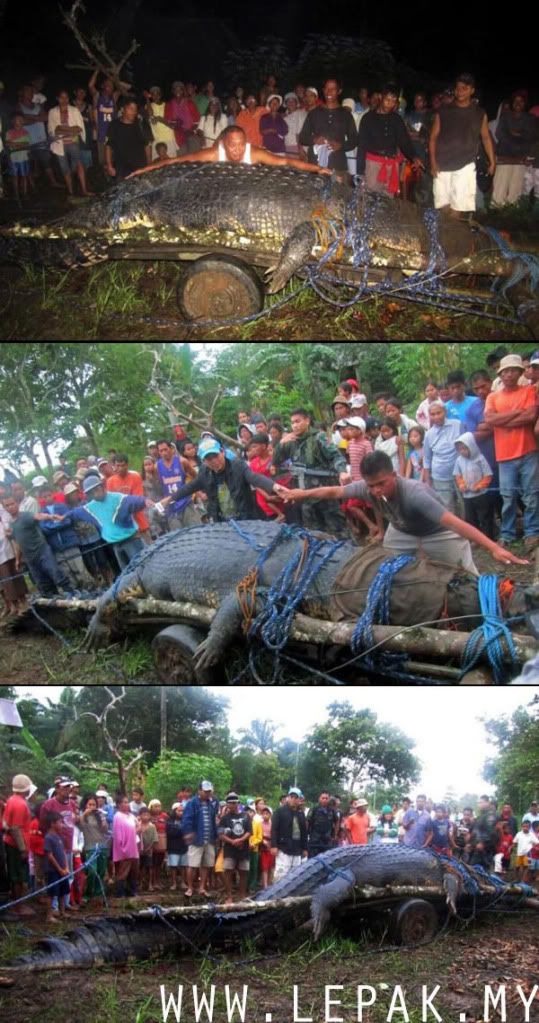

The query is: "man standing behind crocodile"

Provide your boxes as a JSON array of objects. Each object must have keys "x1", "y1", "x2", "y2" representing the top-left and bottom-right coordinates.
[{"x1": 272, "y1": 409, "x2": 350, "y2": 537}]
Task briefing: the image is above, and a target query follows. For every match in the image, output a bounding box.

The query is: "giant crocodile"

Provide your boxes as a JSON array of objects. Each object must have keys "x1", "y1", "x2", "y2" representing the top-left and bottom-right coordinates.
[
  {"x1": 4, "y1": 846, "x2": 538, "y2": 972},
  {"x1": 0, "y1": 163, "x2": 533, "y2": 295},
  {"x1": 83, "y1": 521, "x2": 527, "y2": 678}
]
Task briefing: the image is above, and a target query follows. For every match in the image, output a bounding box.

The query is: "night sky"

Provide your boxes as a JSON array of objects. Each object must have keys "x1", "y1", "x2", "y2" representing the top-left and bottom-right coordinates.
[{"x1": 1, "y1": 0, "x2": 536, "y2": 114}]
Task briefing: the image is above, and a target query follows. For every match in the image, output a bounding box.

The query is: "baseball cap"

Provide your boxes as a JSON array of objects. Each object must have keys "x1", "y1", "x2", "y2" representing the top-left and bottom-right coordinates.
[
  {"x1": 32, "y1": 475, "x2": 48, "y2": 488},
  {"x1": 198, "y1": 439, "x2": 222, "y2": 460},
  {"x1": 171, "y1": 803, "x2": 184, "y2": 812},
  {"x1": 288, "y1": 787, "x2": 303, "y2": 798},
  {"x1": 339, "y1": 417, "x2": 367, "y2": 432},
  {"x1": 226, "y1": 792, "x2": 240, "y2": 803},
  {"x1": 97, "y1": 458, "x2": 110, "y2": 468},
  {"x1": 53, "y1": 470, "x2": 69, "y2": 484},
  {"x1": 499, "y1": 354, "x2": 525, "y2": 372},
  {"x1": 530, "y1": 351, "x2": 539, "y2": 366},
  {"x1": 82, "y1": 476, "x2": 103, "y2": 495},
  {"x1": 64, "y1": 482, "x2": 80, "y2": 496},
  {"x1": 200, "y1": 781, "x2": 214, "y2": 792},
  {"x1": 350, "y1": 394, "x2": 369, "y2": 409},
  {"x1": 96, "y1": 790, "x2": 109, "y2": 798}
]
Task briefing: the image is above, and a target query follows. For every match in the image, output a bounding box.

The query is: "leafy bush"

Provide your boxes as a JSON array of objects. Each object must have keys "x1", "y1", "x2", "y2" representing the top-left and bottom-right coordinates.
[{"x1": 144, "y1": 753, "x2": 232, "y2": 810}]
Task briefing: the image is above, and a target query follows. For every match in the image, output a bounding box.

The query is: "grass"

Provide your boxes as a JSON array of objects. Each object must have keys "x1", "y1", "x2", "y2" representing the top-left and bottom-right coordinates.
[{"x1": 2, "y1": 253, "x2": 534, "y2": 341}]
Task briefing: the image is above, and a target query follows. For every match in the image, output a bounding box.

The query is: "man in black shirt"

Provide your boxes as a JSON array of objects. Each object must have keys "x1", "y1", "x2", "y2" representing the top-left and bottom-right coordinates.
[
  {"x1": 308, "y1": 792, "x2": 338, "y2": 859},
  {"x1": 218, "y1": 794, "x2": 252, "y2": 904},
  {"x1": 357, "y1": 84, "x2": 423, "y2": 196},
  {"x1": 105, "y1": 100, "x2": 152, "y2": 180},
  {"x1": 271, "y1": 788, "x2": 308, "y2": 881},
  {"x1": 429, "y1": 73, "x2": 496, "y2": 215},
  {"x1": 168, "y1": 437, "x2": 277, "y2": 522},
  {"x1": 299, "y1": 79, "x2": 358, "y2": 177}
]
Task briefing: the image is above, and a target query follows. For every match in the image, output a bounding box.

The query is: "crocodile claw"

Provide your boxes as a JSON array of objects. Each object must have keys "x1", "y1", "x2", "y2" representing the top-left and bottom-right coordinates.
[{"x1": 193, "y1": 637, "x2": 220, "y2": 670}]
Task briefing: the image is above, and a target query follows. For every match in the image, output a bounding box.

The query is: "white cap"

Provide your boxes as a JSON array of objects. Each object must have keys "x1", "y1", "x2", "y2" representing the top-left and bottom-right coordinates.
[
  {"x1": 32, "y1": 475, "x2": 48, "y2": 488},
  {"x1": 338, "y1": 417, "x2": 367, "y2": 432}
]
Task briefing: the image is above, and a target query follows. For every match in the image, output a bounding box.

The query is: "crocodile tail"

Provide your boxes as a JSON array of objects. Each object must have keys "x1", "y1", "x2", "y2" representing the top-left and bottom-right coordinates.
[{"x1": 0, "y1": 231, "x2": 109, "y2": 268}]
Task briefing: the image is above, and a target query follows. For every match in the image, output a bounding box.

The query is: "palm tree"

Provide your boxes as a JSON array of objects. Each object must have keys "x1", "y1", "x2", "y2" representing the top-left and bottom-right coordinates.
[
  {"x1": 236, "y1": 720, "x2": 280, "y2": 755},
  {"x1": 9, "y1": 728, "x2": 90, "y2": 792}
]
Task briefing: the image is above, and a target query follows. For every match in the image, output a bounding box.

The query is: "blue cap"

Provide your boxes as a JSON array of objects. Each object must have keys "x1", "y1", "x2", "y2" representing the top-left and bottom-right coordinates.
[
  {"x1": 82, "y1": 475, "x2": 103, "y2": 495},
  {"x1": 198, "y1": 438, "x2": 222, "y2": 460}
]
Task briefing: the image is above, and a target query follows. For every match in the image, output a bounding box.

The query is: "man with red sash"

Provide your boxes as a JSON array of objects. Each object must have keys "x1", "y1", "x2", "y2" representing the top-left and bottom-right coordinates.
[{"x1": 357, "y1": 84, "x2": 423, "y2": 195}]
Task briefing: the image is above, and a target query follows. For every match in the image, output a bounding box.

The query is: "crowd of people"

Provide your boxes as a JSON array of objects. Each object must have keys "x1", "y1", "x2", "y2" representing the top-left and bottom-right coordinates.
[
  {"x1": 2, "y1": 773, "x2": 538, "y2": 922},
  {"x1": 1, "y1": 346, "x2": 539, "y2": 616},
  {"x1": 0, "y1": 71, "x2": 538, "y2": 213}
]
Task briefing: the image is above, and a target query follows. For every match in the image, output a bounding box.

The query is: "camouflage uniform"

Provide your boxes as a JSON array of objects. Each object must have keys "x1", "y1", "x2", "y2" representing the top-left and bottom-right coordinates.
[{"x1": 273, "y1": 429, "x2": 348, "y2": 537}]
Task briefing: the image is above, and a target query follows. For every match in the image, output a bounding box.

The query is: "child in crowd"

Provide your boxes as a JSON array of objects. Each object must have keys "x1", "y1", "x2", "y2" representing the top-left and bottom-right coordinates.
[
  {"x1": 453, "y1": 433, "x2": 496, "y2": 540},
  {"x1": 513, "y1": 821, "x2": 538, "y2": 882},
  {"x1": 153, "y1": 142, "x2": 171, "y2": 164},
  {"x1": 148, "y1": 800, "x2": 168, "y2": 890},
  {"x1": 405, "y1": 426, "x2": 425, "y2": 481},
  {"x1": 530, "y1": 823, "x2": 539, "y2": 888},
  {"x1": 44, "y1": 812, "x2": 71, "y2": 924},
  {"x1": 365, "y1": 417, "x2": 381, "y2": 445},
  {"x1": 6, "y1": 113, "x2": 32, "y2": 200},
  {"x1": 415, "y1": 382, "x2": 440, "y2": 431},
  {"x1": 139, "y1": 807, "x2": 158, "y2": 892},
  {"x1": 429, "y1": 805, "x2": 455, "y2": 856},
  {"x1": 375, "y1": 419, "x2": 406, "y2": 475},
  {"x1": 338, "y1": 417, "x2": 377, "y2": 539},
  {"x1": 495, "y1": 823, "x2": 514, "y2": 875},
  {"x1": 166, "y1": 804, "x2": 188, "y2": 892},
  {"x1": 29, "y1": 805, "x2": 46, "y2": 896}
]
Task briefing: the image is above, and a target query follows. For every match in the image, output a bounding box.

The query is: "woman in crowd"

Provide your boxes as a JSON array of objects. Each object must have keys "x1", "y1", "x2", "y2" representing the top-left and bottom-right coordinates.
[
  {"x1": 112, "y1": 794, "x2": 140, "y2": 898},
  {"x1": 79, "y1": 794, "x2": 109, "y2": 904},
  {"x1": 284, "y1": 93, "x2": 306, "y2": 157},
  {"x1": 166, "y1": 803, "x2": 188, "y2": 891},
  {"x1": 375, "y1": 419, "x2": 406, "y2": 475},
  {"x1": 415, "y1": 381, "x2": 441, "y2": 430},
  {"x1": 148, "y1": 799, "x2": 168, "y2": 890},
  {"x1": 199, "y1": 98, "x2": 228, "y2": 148},
  {"x1": 259, "y1": 807, "x2": 275, "y2": 890},
  {"x1": 259, "y1": 95, "x2": 288, "y2": 155}
]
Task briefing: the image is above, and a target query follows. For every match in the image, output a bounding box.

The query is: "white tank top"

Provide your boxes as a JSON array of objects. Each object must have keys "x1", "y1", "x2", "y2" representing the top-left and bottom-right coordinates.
[{"x1": 217, "y1": 142, "x2": 252, "y2": 164}]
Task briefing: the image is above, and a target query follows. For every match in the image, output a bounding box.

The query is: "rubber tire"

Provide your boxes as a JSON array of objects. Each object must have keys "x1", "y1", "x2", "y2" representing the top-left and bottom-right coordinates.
[
  {"x1": 176, "y1": 254, "x2": 265, "y2": 322},
  {"x1": 152, "y1": 624, "x2": 216, "y2": 684},
  {"x1": 390, "y1": 899, "x2": 440, "y2": 946}
]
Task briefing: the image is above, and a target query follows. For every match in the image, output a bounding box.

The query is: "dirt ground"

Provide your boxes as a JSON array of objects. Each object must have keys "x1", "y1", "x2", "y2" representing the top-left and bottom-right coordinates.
[
  {"x1": 0, "y1": 903, "x2": 537, "y2": 1023},
  {"x1": 0, "y1": 546, "x2": 536, "y2": 686}
]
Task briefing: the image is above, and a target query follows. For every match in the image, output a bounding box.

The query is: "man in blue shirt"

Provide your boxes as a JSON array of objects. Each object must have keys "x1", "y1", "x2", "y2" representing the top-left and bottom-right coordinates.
[
  {"x1": 423, "y1": 402, "x2": 463, "y2": 514},
  {"x1": 402, "y1": 795, "x2": 434, "y2": 850},
  {"x1": 62, "y1": 477, "x2": 155, "y2": 570},
  {"x1": 39, "y1": 488, "x2": 94, "y2": 592},
  {"x1": 445, "y1": 370, "x2": 479, "y2": 423}
]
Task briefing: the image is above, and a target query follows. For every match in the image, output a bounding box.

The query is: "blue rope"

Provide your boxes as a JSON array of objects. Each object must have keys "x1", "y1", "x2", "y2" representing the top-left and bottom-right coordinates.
[
  {"x1": 484, "y1": 226, "x2": 539, "y2": 297},
  {"x1": 350, "y1": 554, "x2": 439, "y2": 683},
  {"x1": 460, "y1": 575, "x2": 519, "y2": 683}
]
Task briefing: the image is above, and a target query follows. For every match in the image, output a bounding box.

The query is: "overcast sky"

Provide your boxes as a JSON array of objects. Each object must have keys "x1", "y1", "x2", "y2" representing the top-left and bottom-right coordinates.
[{"x1": 10, "y1": 686, "x2": 538, "y2": 801}]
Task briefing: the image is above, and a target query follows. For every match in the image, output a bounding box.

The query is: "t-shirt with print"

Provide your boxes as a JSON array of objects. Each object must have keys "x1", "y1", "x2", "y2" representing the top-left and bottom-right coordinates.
[
  {"x1": 343, "y1": 478, "x2": 446, "y2": 536},
  {"x1": 44, "y1": 831, "x2": 68, "y2": 879},
  {"x1": 431, "y1": 819, "x2": 452, "y2": 850},
  {"x1": 40, "y1": 797, "x2": 78, "y2": 853},
  {"x1": 218, "y1": 811, "x2": 252, "y2": 862},
  {"x1": 484, "y1": 385, "x2": 538, "y2": 463},
  {"x1": 96, "y1": 93, "x2": 116, "y2": 143}
]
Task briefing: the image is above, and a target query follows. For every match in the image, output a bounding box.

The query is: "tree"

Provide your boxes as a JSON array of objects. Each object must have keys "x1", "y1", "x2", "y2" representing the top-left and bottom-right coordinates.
[
  {"x1": 8, "y1": 728, "x2": 89, "y2": 795},
  {"x1": 483, "y1": 703, "x2": 539, "y2": 816},
  {"x1": 301, "y1": 702, "x2": 421, "y2": 801},
  {"x1": 145, "y1": 753, "x2": 232, "y2": 810},
  {"x1": 236, "y1": 720, "x2": 280, "y2": 755},
  {"x1": 79, "y1": 687, "x2": 147, "y2": 794}
]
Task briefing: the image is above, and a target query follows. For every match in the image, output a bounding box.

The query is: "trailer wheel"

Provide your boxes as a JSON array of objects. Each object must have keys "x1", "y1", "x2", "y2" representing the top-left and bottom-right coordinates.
[
  {"x1": 391, "y1": 899, "x2": 439, "y2": 946},
  {"x1": 152, "y1": 625, "x2": 217, "y2": 684},
  {"x1": 177, "y1": 254, "x2": 265, "y2": 322}
]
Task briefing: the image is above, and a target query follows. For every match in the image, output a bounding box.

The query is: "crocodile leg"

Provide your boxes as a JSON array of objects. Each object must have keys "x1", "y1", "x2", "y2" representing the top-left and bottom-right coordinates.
[
  {"x1": 266, "y1": 221, "x2": 317, "y2": 293},
  {"x1": 311, "y1": 870, "x2": 356, "y2": 940},
  {"x1": 192, "y1": 591, "x2": 248, "y2": 672}
]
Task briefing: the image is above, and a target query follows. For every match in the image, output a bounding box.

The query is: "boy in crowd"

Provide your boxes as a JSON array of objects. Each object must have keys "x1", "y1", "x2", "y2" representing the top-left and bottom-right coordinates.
[
  {"x1": 453, "y1": 433, "x2": 496, "y2": 539},
  {"x1": 44, "y1": 812, "x2": 71, "y2": 924},
  {"x1": 513, "y1": 820, "x2": 539, "y2": 882}
]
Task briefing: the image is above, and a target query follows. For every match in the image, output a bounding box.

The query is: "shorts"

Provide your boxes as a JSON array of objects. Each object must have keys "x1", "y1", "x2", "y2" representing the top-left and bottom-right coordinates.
[
  {"x1": 274, "y1": 852, "x2": 303, "y2": 881},
  {"x1": 153, "y1": 851, "x2": 166, "y2": 869},
  {"x1": 187, "y1": 844, "x2": 216, "y2": 869},
  {"x1": 57, "y1": 144, "x2": 82, "y2": 175},
  {"x1": 515, "y1": 856, "x2": 530, "y2": 869},
  {"x1": 79, "y1": 149, "x2": 93, "y2": 170},
  {"x1": 47, "y1": 874, "x2": 70, "y2": 900},
  {"x1": 223, "y1": 857, "x2": 250, "y2": 872},
  {"x1": 31, "y1": 144, "x2": 52, "y2": 168},
  {"x1": 5, "y1": 844, "x2": 27, "y2": 885},
  {"x1": 433, "y1": 161, "x2": 477, "y2": 212},
  {"x1": 527, "y1": 858, "x2": 539, "y2": 872},
  {"x1": 260, "y1": 849, "x2": 276, "y2": 873},
  {"x1": 168, "y1": 853, "x2": 188, "y2": 869},
  {"x1": 139, "y1": 853, "x2": 153, "y2": 869},
  {"x1": 10, "y1": 160, "x2": 30, "y2": 177}
]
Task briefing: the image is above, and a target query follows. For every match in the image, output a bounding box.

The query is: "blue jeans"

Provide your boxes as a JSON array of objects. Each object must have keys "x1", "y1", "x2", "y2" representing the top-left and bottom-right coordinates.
[
  {"x1": 26, "y1": 545, "x2": 72, "y2": 596},
  {"x1": 499, "y1": 451, "x2": 539, "y2": 541},
  {"x1": 113, "y1": 536, "x2": 144, "y2": 570}
]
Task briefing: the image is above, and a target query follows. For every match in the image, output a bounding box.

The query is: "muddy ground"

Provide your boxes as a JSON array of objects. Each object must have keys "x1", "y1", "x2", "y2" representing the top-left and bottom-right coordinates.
[{"x1": 0, "y1": 900, "x2": 537, "y2": 1023}]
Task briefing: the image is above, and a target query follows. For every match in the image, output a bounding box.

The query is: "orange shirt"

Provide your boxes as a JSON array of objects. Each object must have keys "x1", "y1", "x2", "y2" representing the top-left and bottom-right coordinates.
[
  {"x1": 3, "y1": 793, "x2": 32, "y2": 849},
  {"x1": 107, "y1": 470, "x2": 149, "y2": 532},
  {"x1": 236, "y1": 107, "x2": 264, "y2": 147},
  {"x1": 345, "y1": 812, "x2": 371, "y2": 846},
  {"x1": 485, "y1": 385, "x2": 538, "y2": 462}
]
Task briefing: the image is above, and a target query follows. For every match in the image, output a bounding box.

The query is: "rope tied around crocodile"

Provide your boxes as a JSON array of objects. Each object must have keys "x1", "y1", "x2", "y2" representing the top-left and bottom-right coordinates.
[{"x1": 460, "y1": 575, "x2": 519, "y2": 683}]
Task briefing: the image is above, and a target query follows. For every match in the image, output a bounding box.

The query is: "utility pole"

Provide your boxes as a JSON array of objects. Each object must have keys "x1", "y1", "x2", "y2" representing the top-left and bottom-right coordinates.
[{"x1": 160, "y1": 687, "x2": 167, "y2": 753}]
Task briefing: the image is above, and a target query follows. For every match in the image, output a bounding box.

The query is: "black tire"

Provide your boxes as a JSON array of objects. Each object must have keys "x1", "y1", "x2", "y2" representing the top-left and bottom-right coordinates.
[
  {"x1": 152, "y1": 624, "x2": 215, "y2": 684},
  {"x1": 176, "y1": 254, "x2": 264, "y2": 322},
  {"x1": 391, "y1": 899, "x2": 440, "y2": 946}
]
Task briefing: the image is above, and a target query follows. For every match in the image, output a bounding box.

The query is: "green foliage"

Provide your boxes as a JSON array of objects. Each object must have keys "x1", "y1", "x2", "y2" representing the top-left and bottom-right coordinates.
[
  {"x1": 483, "y1": 702, "x2": 539, "y2": 816},
  {"x1": 145, "y1": 752, "x2": 232, "y2": 809},
  {"x1": 386, "y1": 342, "x2": 532, "y2": 405},
  {"x1": 230, "y1": 750, "x2": 285, "y2": 808},
  {"x1": 6, "y1": 727, "x2": 89, "y2": 795}
]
